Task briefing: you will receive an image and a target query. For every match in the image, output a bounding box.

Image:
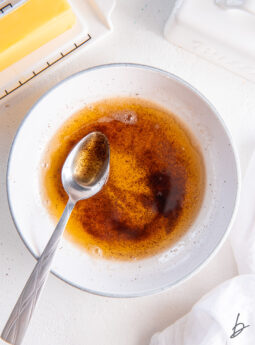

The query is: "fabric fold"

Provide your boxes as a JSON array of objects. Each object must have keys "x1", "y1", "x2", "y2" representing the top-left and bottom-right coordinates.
[{"x1": 150, "y1": 151, "x2": 255, "y2": 345}]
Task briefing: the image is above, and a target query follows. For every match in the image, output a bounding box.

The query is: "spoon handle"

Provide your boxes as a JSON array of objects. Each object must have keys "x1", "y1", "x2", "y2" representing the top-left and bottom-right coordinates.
[{"x1": 1, "y1": 199, "x2": 75, "y2": 345}]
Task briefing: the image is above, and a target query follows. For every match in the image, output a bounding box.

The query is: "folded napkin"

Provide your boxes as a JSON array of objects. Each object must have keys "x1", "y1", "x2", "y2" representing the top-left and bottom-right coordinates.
[{"x1": 150, "y1": 151, "x2": 255, "y2": 345}]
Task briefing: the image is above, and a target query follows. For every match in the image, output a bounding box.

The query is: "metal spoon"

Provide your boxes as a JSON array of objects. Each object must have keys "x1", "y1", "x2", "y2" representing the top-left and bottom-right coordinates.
[{"x1": 1, "y1": 132, "x2": 110, "y2": 345}]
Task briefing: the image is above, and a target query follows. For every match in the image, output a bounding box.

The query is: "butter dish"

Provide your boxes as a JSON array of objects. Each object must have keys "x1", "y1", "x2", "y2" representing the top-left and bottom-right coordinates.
[
  {"x1": 0, "y1": 0, "x2": 115, "y2": 100},
  {"x1": 164, "y1": 0, "x2": 255, "y2": 82}
]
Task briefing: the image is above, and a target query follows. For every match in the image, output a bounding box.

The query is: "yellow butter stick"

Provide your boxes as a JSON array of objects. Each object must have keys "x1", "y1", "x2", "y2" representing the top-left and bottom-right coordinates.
[{"x1": 0, "y1": 0, "x2": 76, "y2": 71}]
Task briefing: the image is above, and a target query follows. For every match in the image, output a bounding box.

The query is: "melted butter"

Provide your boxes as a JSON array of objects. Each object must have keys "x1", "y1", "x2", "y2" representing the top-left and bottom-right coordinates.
[{"x1": 41, "y1": 97, "x2": 205, "y2": 260}]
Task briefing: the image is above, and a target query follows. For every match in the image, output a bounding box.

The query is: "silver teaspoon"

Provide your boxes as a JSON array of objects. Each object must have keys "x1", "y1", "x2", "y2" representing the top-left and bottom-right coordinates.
[{"x1": 1, "y1": 131, "x2": 110, "y2": 345}]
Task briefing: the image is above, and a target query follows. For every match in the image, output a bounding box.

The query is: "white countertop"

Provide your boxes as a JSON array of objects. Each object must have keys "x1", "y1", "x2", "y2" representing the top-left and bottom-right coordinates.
[{"x1": 1, "y1": 1, "x2": 255, "y2": 345}]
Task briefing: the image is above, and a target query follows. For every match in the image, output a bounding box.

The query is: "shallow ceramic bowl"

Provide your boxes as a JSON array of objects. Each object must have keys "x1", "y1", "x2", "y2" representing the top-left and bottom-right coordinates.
[{"x1": 7, "y1": 63, "x2": 240, "y2": 297}]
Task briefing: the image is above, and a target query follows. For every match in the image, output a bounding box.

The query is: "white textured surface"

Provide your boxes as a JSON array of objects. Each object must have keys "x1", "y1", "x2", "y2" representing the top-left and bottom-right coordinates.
[{"x1": 0, "y1": 1, "x2": 255, "y2": 345}]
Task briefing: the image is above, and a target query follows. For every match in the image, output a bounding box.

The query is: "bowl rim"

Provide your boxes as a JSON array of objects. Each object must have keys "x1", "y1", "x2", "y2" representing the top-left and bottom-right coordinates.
[{"x1": 6, "y1": 62, "x2": 241, "y2": 298}]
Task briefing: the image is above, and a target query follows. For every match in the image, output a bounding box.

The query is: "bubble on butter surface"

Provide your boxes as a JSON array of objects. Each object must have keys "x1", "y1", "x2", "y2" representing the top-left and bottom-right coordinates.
[
  {"x1": 113, "y1": 111, "x2": 137, "y2": 124},
  {"x1": 97, "y1": 111, "x2": 137, "y2": 125}
]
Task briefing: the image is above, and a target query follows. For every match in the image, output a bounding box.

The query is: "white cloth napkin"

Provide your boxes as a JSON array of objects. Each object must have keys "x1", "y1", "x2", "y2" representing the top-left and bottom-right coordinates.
[{"x1": 150, "y1": 151, "x2": 255, "y2": 345}]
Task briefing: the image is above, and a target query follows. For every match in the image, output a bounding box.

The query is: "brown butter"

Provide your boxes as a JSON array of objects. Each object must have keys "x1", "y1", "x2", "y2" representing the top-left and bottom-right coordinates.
[{"x1": 41, "y1": 98, "x2": 205, "y2": 260}]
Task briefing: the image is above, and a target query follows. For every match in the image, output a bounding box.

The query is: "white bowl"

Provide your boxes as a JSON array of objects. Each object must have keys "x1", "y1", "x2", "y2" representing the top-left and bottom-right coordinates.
[{"x1": 7, "y1": 64, "x2": 240, "y2": 297}]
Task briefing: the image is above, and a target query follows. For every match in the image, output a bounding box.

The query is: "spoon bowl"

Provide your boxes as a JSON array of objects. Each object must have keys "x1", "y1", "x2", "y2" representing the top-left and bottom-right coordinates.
[{"x1": 62, "y1": 131, "x2": 110, "y2": 201}]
